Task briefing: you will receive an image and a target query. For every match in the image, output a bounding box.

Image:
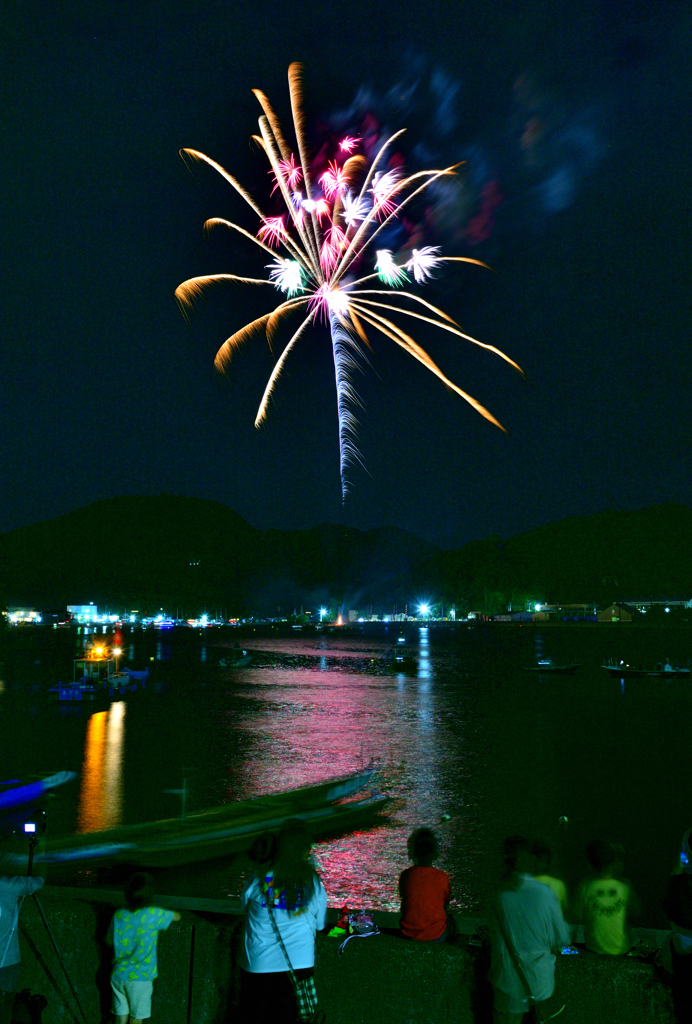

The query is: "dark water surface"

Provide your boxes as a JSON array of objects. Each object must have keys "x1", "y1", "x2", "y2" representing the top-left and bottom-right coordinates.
[{"x1": 1, "y1": 623, "x2": 690, "y2": 925}]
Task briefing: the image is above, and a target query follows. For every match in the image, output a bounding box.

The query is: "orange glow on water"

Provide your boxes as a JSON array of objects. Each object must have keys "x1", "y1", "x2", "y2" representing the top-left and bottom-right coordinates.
[
  {"x1": 77, "y1": 712, "x2": 106, "y2": 832},
  {"x1": 76, "y1": 702, "x2": 126, "y2": 833}
]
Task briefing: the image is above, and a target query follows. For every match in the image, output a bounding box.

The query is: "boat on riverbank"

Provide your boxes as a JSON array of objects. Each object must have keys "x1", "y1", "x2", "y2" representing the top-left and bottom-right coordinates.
[{"x1": 0, "y1": 769, "x2": 388, "y2": 870}]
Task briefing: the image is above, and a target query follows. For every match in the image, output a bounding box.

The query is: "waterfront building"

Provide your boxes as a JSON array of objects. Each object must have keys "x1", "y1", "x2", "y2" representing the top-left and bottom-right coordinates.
[{"x1": 597, "y1": 604, "x2": 633, "y2": 623}]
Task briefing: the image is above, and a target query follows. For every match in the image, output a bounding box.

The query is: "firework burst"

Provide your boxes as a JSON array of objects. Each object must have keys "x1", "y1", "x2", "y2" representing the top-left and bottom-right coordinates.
[{"x1": 176, "y1": 63, "x2": 523, "y2": 499}]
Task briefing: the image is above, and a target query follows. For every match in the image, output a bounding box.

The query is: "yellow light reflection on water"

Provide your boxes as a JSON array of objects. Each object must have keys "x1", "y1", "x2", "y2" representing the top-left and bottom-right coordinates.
[{"x1": 76, "y1": 702, "x2": 126, "y2": 833}]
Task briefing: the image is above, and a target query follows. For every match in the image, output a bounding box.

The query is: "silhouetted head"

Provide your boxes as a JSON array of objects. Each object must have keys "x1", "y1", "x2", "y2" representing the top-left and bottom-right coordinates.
[
  {"x1": 501, "y1": 835, "x2": 534, "y2": 879},
  {"x1": 124, "y1": 872, "x2": 154, "y2": 912},
  {"x1": 248, "y1": 831, "x2": 277, "y2": 866},
  {"x1": 274, "y1": 818, "x2": 313, "y2": 864},
  {"x1": 407, "y1": 828, "x2": 439, "y2": 866},
  {"x1": 270, "y1": 818, "x2": 317, "y2": 911},
  {"x1": 532, "y1": 839, "x2": 553, "y2": 875},
  {"x1": 586, "y1": 840, "x2": 624, "y2": 876}
]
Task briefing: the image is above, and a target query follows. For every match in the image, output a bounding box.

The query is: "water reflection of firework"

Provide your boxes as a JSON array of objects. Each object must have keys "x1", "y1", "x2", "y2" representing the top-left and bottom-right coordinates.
[{"x1": 177, "y1": 64, "x2": 523, "y2": 499}]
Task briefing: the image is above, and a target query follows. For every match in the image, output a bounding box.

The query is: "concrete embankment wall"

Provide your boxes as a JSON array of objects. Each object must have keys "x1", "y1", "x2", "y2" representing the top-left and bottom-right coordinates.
[{"x1": 17, "y1": 887, "x2": 676, "y2": 1024}]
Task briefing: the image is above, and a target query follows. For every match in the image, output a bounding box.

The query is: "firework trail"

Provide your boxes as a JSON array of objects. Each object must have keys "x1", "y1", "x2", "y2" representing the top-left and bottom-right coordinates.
[{"x1": 176, "y1": 64, "x2": 523, "y2": 500}]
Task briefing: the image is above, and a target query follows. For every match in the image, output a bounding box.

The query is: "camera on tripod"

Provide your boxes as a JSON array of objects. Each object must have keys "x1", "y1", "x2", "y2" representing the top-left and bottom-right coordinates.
[{"x1": 23, "y1": 809, "x2": 47, "y2": 837}]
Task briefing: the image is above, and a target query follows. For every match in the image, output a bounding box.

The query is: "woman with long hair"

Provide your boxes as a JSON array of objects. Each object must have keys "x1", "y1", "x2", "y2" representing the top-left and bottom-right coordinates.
[{"x1": 239, "y1": 819, "x2": 327, "y2": 1024}]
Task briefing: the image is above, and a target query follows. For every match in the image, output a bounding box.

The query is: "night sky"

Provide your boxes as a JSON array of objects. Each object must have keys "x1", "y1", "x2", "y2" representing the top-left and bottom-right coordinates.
[{"x1": 3, "y1": 0, "x2": 691, "y2": 549}]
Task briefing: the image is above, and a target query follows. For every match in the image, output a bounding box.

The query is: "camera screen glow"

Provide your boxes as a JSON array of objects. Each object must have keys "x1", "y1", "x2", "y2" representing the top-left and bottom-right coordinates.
[{"x1": 24, "y1": 823, "x2": 36, "y2": 833}]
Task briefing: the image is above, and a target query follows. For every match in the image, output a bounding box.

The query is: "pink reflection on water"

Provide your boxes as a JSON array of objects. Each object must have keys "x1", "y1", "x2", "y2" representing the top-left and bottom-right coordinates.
[{"x1": 222, "y1": 650, "x2": 470, "y2": 911}]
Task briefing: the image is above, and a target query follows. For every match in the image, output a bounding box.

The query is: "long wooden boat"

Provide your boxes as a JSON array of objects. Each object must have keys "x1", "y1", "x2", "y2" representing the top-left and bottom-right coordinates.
[
  {"x1": 0, "y1": 770, "x2": 387, "y2": 870},
  {"x1": 0, "y1": 772, "x2": 76, "y2": 810}
]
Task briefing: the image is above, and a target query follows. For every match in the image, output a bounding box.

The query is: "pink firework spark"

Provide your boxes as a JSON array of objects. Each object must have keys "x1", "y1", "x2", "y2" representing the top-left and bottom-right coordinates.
[
  {"x1": 277, "y1": 153, "x2": 303, "y2": 190},
  {"x1": 257, "y1": 215, "x2": 287, "y2": 247},
  {"x1": 319, "y1": 159, "x2": 349, "y2": 198}
]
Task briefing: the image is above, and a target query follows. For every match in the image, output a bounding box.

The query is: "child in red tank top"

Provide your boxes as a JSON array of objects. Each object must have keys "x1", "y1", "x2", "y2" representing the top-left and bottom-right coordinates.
[{"x1": 399, "y1": 828, "x2": 453, "y2": 941}]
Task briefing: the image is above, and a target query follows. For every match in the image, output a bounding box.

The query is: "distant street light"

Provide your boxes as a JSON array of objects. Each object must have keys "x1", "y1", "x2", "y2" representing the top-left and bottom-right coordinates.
[{"x1": 320, "y1": 607, "x2": 327, "y2": 623}]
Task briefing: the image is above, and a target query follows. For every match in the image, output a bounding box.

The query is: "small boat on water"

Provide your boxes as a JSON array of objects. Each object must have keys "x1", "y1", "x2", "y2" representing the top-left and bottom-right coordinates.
[
  {"x1": 387, "y1": 649, "x2": 417, "y2": 673},
  {"x1": 0, "y1": 772, "x2": 76, "y2": 810},
  {"x1": 525, "y1": 660, "x2": 581, "y2": 674},
  {"x1": 48, "y1": 642, "x2": 149, "y2": 702},
  {"x1": 0, "y1": 769, "x2": 388, "y2": 870},
  {"x1": 601, "y1": 659, "x2": 690, "y2": 679},
  {"x1": 646, "y1": 665, "x2": 691, "y2": 678},
  {"x1": 219, "y1": 648, "x2": 253, "y2": 668},
  {"x1": 601, "y1": 662, "x2": 648, "y2": 678}
]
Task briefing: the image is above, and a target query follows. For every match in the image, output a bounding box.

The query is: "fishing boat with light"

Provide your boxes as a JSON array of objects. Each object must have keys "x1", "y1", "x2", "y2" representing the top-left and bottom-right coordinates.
[
  {"x1": 48, "y1": 640, "x2": 149, "y2": 702},
  {"x1": 0, "y1": 769, "x2": 388, "y2": 870},
  {"x1": 601, "y1": 658, "x2": 690, "y2": 678}
]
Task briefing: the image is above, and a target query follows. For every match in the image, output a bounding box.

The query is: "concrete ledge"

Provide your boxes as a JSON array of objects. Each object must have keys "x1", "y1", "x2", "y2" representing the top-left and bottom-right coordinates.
[{"x1": 15, "y1": 888, "x2": 676, "y2": 1024}]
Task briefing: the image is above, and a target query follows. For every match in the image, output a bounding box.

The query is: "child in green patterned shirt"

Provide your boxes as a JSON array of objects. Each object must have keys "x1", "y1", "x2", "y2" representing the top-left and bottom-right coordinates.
[{"x1": 107, "y1": 873, "x2": 180, "y2": 1024}]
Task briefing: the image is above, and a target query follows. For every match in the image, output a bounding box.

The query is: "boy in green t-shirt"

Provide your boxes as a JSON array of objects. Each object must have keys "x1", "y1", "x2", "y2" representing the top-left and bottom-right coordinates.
[
  {"x1": 107, "y1": 873, "x2": 180, "y2": 1024},
  {"x1": 575, "y1": 840, "x2": 639, "y2": 955}
]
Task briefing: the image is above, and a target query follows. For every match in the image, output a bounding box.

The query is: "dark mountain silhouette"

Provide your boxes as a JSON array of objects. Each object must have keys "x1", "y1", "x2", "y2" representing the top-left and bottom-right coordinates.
[
  {"x1": 430, "y1": 503, "x2": 692, "y2": 613},
  {"x1": 0, "y1": 497, "x2": 690, "y2": 615},
  {"x1": 0, "y1": 496, "x2": 437, "y2": 615}
]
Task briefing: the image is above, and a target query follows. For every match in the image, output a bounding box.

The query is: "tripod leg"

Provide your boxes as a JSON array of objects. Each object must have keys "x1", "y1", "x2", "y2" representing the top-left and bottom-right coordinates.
[{"x1": 32, "y1": 895, "x2": 88, "y2": 1024}]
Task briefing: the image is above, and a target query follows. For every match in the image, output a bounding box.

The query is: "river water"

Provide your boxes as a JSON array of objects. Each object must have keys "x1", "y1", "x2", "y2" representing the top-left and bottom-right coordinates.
[{"x1": 1, "y1": 622, "x2": 690, "y2": 925}]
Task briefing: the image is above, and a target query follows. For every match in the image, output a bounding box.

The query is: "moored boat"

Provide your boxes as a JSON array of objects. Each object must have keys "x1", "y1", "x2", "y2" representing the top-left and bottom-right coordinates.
[
  {"x1": 0, "y1": 769, "x2": 387, "y2": 870},
  {"x1": 601, "y1": 662, "x2": 648, "y2": 678},
  {"x1": 219, "y1": 648, "x2": 253, "y2": 667},
  {"x1": 525, "y1": 660, "x2": 581, "y2": 674},
  {"x1": 386, "y1": 648, "x2": 417, "y2": 673},
  {"x1": 48, "y1": 641, "x2": 149, "y2": 701},
  {"x1": 602, "y1": 659, "x2": 690, "y2": 679}
]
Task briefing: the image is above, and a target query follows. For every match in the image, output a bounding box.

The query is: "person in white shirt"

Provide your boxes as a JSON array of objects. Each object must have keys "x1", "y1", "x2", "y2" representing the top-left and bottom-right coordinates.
[
  {"x1": 0, "y1": 874, "x2": 44, "y2": 1024},
  {"x1": 488, "y1": 835, "x2": 570, "y2": 1024},
  {"x1": 239, "y1": 820, "x2": 327, "y2": 1024}
]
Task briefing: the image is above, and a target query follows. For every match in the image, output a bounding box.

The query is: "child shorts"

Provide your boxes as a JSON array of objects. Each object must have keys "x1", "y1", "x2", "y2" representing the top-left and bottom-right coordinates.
[{"x1": 111, "y1": 976, "x2": 154, "y2": 1019}]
